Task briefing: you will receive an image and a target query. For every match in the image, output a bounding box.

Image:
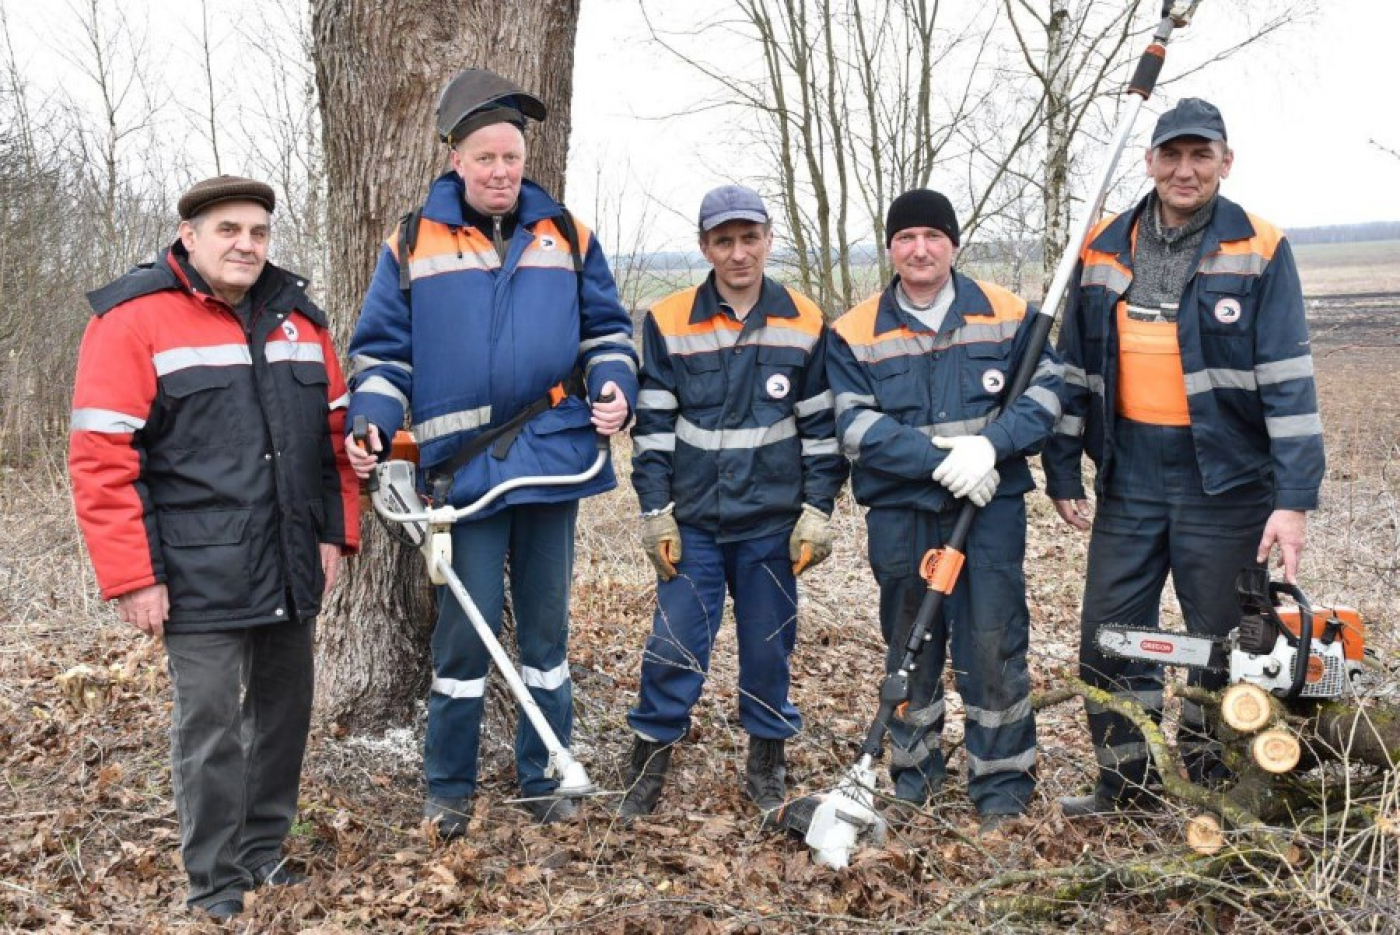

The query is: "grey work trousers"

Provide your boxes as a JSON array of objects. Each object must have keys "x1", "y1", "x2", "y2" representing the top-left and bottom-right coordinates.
[{"x1": 164, "y1": 620, "x2": 314, "y2": 909}]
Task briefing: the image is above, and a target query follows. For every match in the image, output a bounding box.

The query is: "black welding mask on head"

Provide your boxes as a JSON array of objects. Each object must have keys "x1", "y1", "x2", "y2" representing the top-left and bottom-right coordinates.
[{"x1": 435, "y1": 68, "x2": 547, "y2": 147}]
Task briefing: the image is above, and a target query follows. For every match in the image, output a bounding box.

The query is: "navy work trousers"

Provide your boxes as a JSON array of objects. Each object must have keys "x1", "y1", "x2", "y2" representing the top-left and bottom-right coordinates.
[
  {"x1": 627, "y1": 525, "x2": 802, "y2": 745},
  {"x1": 425, "y1": 501, "x2": 578, "y2": 798},
  {"x1": 867, "y1": 496, "x2": 1037, "y2": 817},
  {"x1": 165, "y1": 620, "x2": 315, "y2": 910},
  {"x1": 1078, "y1": 418, "x2": 1273, "y2": 801}
]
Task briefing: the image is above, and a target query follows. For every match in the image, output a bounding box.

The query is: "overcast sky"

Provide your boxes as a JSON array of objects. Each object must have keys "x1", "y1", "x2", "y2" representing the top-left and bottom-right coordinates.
[
  {"x1": 7, "y1": 0, "x2": 1399, "y2": 253},
  {"x1": 570, "y1": 0, "x2": 1400, "y2": 250}
]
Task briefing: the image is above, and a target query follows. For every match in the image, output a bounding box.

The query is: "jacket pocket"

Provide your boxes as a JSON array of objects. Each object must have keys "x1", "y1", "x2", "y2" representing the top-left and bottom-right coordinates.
[
  {"x1": 159, "y1": 507, "x2": 253, "y2": 617},
  {"x1": 868, "y1": 354, "x2": 919, "y2": 422},
  {"x1": 677, "y1": 353, "x2": 726, "y2": 409},
  {"x1": 289, "y1": 362, "x2": 331, "y2": 437},
  {"x1": 159, "y1": 367, "x2": 244, "y2": 449},
  {"x1": 1198, "y1": 274, "x2": 1257, "y2": 336},
  {"x1": 866, "y1": 506, "x2": 914, "y2": 583},
  {"x1": 961, "y1": 342, "x2": 1011, "y2": 408}
]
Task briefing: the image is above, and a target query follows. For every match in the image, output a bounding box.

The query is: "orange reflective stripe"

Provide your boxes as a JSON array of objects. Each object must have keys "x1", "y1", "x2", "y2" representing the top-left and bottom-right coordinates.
[{"x1": 1115, "y1": 301, "x2": 1190, "y2": 425}]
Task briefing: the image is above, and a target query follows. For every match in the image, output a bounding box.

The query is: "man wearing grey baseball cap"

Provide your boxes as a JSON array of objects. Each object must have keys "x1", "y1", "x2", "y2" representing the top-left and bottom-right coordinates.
[
  {"x1": 621, "y1": 184, "x2": 847, "y2": 821},
  {"x1": 1045, "y1": 97, "x2": 1324, "y2": 817}
]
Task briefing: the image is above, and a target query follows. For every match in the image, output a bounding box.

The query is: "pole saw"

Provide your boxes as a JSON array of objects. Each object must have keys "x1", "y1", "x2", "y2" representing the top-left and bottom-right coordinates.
[{"x1": 777, "y1": 0, "x2": 1205, "y2": 869}]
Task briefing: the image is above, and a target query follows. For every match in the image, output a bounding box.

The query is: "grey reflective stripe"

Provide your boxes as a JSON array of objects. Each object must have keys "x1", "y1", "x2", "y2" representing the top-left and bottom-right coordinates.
[
  {"x1": 517, "y1": 249, "x2": 574, "y2": 271},
  {"x1": 675, "y1": 415, "x2": 797, "y2": 451},
  {"x1": 638, "y1": 389, "x2": 678, "y2": 411},
  {"x1": 904, "y1": 698, "x2": 946, "y2": 728},
  {"x1": 579, "y1": 331, "x2": 632, "y2": 354},
  {"x1": 1034, "y1": 357, "x2": 1066, "y2": 380},
  {"x1": 1088, "y1": 375, "x2": 1105, "y2": 396},
  {"x1": 328, "y1": 393, "x2": 350, "y2": 410},
  {"x1": 1025, "y1": 385, "x2": 1062, "y2": 418},
  {"x1": 1085, "y1": 688, "x2": 1164, "y2": 717},
  {"x1": 794, "y1": 390, "x2": 834, "y2": 417},
  {"x1": 1266, "y1": 413, "x2": 1323, "y2": 438},
  {"x1": 153, "y1": 343, "x2": 251, "y2": 375},
  {"x1": 351, "y1": 354, "x2": 412, "y2": 377},
  {"x1": 915, "y1": 414, "x2": 993, "y2": 438},
  {"x1": 415, "y1": 404, "x2": 493, "y2": 443},
  {"x1": 968, "y1": 748, "x2": 1036, "y2": 776},
  {"x1": 845, "y1": 334, "x2": 934, "y2": 364},
  {"x1": 948, "y1": 319, "x2": 1019, "y2": 347},
  {"x1": 664, "y1": 330, "x2": 740, "y2": 356},
  {"x1": 357, "y1": 376, "x2": 409, "y2": 408},
  {"x1": 521, "y1": 661, "x2": 570, "y2": 690},
  {"x1": 834, "y1": 392, "x2": 876, "y2": 417},
  {"x1": 431, "y1": 676, "x2": 486, "y2": 699},
  {"x1": 1199, "y1": 252, "x2": 1267, "y2": 276},
  {"x1": 1056, "y1": 414, "x2": 1084, "y2": 437},
  {"x1": 890, "y1": 738, "x2": 934, "y2": 769},
  {"x1": 71, "y1": 408, "x2": 146, "y2": 433},
  {"x1": 1082, "y1": 262, "x2": 1131, "y2": 294},
  {"x1": 633, "y1": 432, "x2": 676, "y2": 453},
  {"x1": 410, "y1": 249, "x2": 497, "y2": 279},
  {"x1": 265, "y1": 342, "x2": 326, "y2": 365},
  {"x1": 1063, "y1": 363, "x2": 1089, "y2": 387},
  {"x1": 801, "y1": 437, "x2": 840, "y2": 457},
  {"x1": 1185, "y1": 368, "x2": 1255, "y2": 395},
  {"x1": 585, "y1": 352, "x2": 637, "y2": 378},
  {"x1": 741, "y1": 324, "x2": 818, "y2": 352},
  {"x1": 1256, "y1": 355, "x2": 1314, "y2": 385},
  {"x1": 1095, "y1": 741, "x2": 1150, "y2": 768},
  {"x1": 965, "y1": 696, "x2": 1032, "y2": 729},
  {"x1": 841, "y1": 410, "x2": 882, "y2": 458}
]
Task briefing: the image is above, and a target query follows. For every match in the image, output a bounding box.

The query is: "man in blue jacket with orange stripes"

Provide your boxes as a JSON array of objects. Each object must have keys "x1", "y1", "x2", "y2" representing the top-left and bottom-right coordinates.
[
  {"x1": 827, "y1": 189, "x2": 1064, "y2": 832},
  {"x1": 345, "y1": 70, "x2": 638, "y2": 831},
  {"x1": 622, "y1": 185, "x2": 847, "y2": 821},
  {"x1": 1044, "y1": 99, "x2": 1325, "y2": 816}
]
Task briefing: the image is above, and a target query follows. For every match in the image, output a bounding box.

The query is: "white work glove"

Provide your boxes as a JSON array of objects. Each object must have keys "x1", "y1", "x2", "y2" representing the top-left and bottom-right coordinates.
[
  {"x1": 965, "y1": 468, "x2": 1000, "y2": 507},
  {"x1": 931, "y1": 435, "x2": 998, "y2": 501}
]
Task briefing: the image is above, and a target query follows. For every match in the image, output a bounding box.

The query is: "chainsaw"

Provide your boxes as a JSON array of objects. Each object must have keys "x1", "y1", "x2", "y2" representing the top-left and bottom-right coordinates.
[{"x1": 1095, "y1": 567, "x2": 1368, "y2": 700}]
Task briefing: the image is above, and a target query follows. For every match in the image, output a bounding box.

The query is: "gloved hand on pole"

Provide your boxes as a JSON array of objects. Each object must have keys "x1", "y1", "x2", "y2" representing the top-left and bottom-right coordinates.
[
  {"x1": 641, "y1": 503, "x2": 682, "y2": 581},
  {"x1": 932, "y1": 435, "x2": 999, "y2": 505},
  {"x1": 789, "y1": 504, "x2": 834, "y2": 575}
]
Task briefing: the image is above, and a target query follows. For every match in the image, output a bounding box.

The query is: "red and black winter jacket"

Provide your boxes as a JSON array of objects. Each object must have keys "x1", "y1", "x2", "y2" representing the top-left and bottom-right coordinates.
[{"x1": 68, "y1": 243, "x2": 360, "y2": 631}]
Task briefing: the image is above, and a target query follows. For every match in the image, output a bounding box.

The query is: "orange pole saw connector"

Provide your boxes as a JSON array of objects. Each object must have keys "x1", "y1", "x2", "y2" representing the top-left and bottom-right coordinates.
[{"x1": 918, "y1": 547, "x2": 966, "y2": 596}]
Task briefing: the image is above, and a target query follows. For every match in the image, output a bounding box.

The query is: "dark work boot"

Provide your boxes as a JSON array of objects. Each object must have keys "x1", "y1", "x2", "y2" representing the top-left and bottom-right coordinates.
[
  {"x1": 745, "y1": 736, "x2": 788, "y2": 814},
  {"x1": 618, "y1": 737, "x2": 673, "y2": 819}
]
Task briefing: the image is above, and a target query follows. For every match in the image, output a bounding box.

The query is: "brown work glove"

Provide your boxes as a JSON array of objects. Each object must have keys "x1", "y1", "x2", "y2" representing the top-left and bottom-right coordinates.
[
  {"x1": 641, "y1": 504, "x2": 682, "y2": 581},
  {"x1": 789, "y1": 504, "x2": 833, "y2": 576}
]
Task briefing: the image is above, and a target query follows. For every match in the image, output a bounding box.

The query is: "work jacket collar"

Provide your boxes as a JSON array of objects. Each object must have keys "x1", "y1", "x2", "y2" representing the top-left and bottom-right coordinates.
[
  {"x1": 422, "y1": 172, "x2": 560, "y2": 230},
  {"x1": 1091, "y1": 192, "x2": 1257, "y2": 269},
  {"x1": 874, "y1": 270, "x2": 989, "y2": 336},
  {"x1": 689, "y1": 273, "x2": 795, "y2": 326},
  {"x1": 164, "y1": 240, "x2": 325, "y2": 328}
]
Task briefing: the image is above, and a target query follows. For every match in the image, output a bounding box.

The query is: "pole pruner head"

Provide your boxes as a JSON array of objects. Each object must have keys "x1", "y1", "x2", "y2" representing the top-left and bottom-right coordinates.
[{"x1": 1163, "y1": 0, "x2": 1203, "y2": 27}]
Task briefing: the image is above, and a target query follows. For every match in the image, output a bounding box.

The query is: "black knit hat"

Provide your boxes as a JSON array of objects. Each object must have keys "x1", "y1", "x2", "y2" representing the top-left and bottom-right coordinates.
[
  {"x1": 178, "y1": 175, "x2": 276, "y2": 220},
  {"x1": 885, "y1": 188, "x2": 959, "y2": 247}
]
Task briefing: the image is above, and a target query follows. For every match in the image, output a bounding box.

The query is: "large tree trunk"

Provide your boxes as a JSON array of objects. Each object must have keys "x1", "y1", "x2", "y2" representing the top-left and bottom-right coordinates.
[{"x1": 311, "y1": 0, "x2": 580, "y2": 729}]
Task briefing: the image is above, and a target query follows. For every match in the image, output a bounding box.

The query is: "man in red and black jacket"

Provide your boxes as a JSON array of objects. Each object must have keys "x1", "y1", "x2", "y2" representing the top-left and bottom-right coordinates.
[{"x1": 68, "y1": 175, "x2": 359, "y2": 922}]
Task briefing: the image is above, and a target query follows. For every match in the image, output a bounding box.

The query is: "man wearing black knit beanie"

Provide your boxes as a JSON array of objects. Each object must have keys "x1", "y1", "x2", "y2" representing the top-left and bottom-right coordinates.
[{"x1": 826, "y1": 188, "x2": 1064, "y2": 833}]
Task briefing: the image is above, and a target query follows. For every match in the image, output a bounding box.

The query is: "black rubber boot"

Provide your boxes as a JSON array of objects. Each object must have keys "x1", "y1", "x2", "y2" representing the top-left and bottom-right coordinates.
[
  {"x1": 619, "y1": 737, "x2": 673, "y2": 819},
  {"x1": 745, "y1": 736, "x2": 787, "y2": 814}
]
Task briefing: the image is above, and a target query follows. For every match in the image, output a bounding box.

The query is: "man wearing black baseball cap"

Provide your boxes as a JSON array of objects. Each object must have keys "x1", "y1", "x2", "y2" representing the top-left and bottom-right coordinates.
[
  {"x1": 826, "y1": 188, "x2": 1064, "y2": 833},
  {"x1": 69, "y1": 175, "x2": 360, "y2": 919},
  {"x1": 620, "y1": 184, "x2": 846, "y2": 821},
  {"x1": 1045, "y1": 97, "x2": 1324, "y2": 817}
]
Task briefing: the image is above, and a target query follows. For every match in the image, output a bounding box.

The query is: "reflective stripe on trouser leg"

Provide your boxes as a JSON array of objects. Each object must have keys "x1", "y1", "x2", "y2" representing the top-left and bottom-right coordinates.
[
  {"x1": 729, "y1": 529, "x2": 802, "y2": 740},
  {"x1": 948, "y1": 497, "x2": 1036, "y2": 815},
  {"x1": 878, "y1": 567, "x2": 949, "y2": 803},
  {"x1": 425, "y1": 510, "x2": 512, "y2": 798},
  {"x1": 507, "y1": 501, "x2": 579, "y2": 796},
  {"x1": 627, "y1": 524, "x2": 730, "y2": 745}
]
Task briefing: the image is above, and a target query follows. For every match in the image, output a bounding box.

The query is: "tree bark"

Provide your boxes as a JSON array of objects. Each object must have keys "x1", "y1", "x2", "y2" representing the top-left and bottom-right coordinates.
[{"x1": 311, "y1": 0, "x2": 579, "y2": 729}]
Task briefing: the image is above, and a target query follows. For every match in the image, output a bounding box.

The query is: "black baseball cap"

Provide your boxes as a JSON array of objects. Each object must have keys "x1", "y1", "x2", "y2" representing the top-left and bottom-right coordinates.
[{"x1": 1151, "y1": 98, "x2": 1227, "y2": 149}]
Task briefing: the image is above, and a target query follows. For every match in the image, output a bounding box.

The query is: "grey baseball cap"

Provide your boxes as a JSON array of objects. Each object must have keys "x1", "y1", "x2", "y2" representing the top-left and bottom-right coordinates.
[
  {"x1": 698, "y1": 184, "x2": 769, "y2": 232},
  {"x1": 1151, "y1": 97, "x2": 1228, "y2": 148}
]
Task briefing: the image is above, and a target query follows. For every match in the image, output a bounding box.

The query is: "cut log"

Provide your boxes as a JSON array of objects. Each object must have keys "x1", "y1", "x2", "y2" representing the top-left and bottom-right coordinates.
[
  {"x1": 1186, "y1": 814, "x2": 1224, "y2": 855},
  {"x1": 1221, "y1": 682, "x2": 1274, "y2": 733},
  {"x1": 1251, "y1": 729, "x2": 1302, "y2": 774}
]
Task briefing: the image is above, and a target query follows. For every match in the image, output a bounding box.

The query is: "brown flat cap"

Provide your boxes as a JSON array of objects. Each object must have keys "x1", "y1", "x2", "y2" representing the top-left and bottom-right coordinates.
[{"x1": 178, "y1": 175, "x2": 276, "y2": 220}]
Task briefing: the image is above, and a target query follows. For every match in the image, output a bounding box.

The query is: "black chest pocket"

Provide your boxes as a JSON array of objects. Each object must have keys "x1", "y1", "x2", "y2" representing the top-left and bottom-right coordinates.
[
  {"x1": 158, "y1": 367, "x2": 247, "y2": 450},
  {"x1": 753, "y1": 346, "x2": 804, "y2": 422},
  {"x1": 868, "y1": 354, "x2": 921, "y2": 420},
  {"x1": 961, "y1": 341, "x2": 1011, "y2": 408},
  {"x1": 677, "y1": 353, "x2": 727, "y2": 409},
  {"x1": 1197, "y1": 273, "x2": 1256, "y2": 336},
  {"x1": 287, "y1": 362, "x2": 331, "y2": 437}
]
